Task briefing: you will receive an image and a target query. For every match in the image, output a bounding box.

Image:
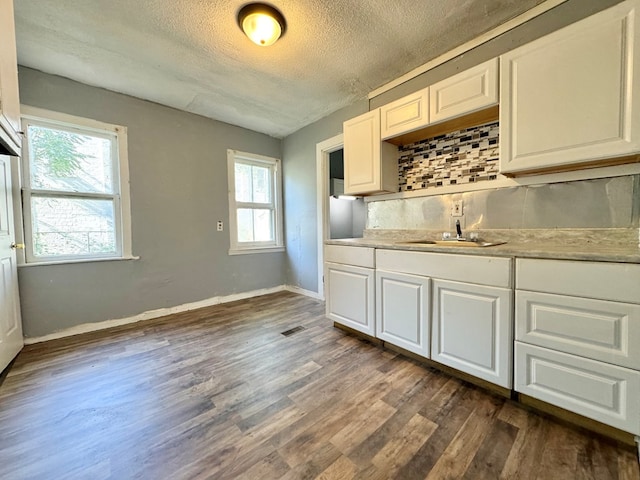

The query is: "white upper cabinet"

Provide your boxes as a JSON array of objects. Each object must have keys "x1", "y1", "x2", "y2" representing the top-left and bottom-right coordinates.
[
  {"x1": 500, "y1": 0, "x2": 640, "y2": 174},
  {"x1": 380, "y1": 88, "x2": 430, "y2": 140},
  {"x1": 0, "y1": 0, "x2": 21, "y2": 156},
  {"x1": 343, "y1": 110, "x2": 398, "y2": 195},
  {"x1": 429, "y1": 58, "x2": 499, "y2": 124}
]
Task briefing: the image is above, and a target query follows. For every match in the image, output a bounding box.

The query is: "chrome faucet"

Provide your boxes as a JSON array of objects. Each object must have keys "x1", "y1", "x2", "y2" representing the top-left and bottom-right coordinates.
[{"x1": 455, "y1": 219, "x2": 464, "y2": 240}]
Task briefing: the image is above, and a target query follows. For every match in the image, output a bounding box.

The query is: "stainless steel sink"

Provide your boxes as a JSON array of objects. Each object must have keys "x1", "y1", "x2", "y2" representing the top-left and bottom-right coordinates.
[{"x1": 398, "y1": 240, "x2": 507, "y2": 248}]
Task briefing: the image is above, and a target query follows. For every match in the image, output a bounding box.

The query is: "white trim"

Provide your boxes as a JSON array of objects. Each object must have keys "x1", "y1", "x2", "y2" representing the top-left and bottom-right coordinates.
[
  {"x1": 368, "y1": 0, "x2": 569, "y2": 99},
  {"x1": 284, "y1": 284, "x2": 324, "y2": 300},
  {"x1": 227, "y1": 149, "x2": 284, "y2": 253},
  {"x1": 23, "y1": 285, "x2": 290, "y2": 344},
  {"x1": 17, "y1": 255, "x2": 140, "y2": 267},
  {"x1": 315, "y1": 134, "x2": 344, "y2": 301},
  {"x1": 364, "y1": 163, "x2": 640, "y2": 202}
]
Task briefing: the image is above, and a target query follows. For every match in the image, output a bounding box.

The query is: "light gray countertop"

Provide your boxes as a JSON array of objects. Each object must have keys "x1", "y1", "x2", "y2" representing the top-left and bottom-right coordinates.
[{"x1": 326, "y1": 229, "x2": 640, "y2": 264}]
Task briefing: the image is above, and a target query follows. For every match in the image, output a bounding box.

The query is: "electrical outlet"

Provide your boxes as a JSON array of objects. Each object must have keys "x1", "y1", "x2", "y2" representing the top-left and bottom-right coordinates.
[
  {"x1": 451, "y1": 200, "x2": 463, "y2": 217},
  {"x1": 216, "y1": 221, "x2": 224, "y2": 232}
]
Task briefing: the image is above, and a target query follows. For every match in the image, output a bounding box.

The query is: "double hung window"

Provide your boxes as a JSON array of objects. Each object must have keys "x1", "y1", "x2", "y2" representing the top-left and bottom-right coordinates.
[
  {"x1": 227, "y1": 150, "x2": 283, "y2": 254},
  {"x1": 20, "y1": 107, "x2": 132, "y2": 264}
]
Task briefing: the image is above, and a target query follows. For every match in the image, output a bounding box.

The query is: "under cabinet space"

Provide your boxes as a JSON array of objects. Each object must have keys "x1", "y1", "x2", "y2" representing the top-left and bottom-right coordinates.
[
  {"x1": 515, "y1": 342, "x2": 640, "y2": 435},
  {"x1": 376, "y1": 270, "x2": 430, "y2": 357},
  {"x1": 432, "y1": 279, "x2": 513, "y2": 388}
]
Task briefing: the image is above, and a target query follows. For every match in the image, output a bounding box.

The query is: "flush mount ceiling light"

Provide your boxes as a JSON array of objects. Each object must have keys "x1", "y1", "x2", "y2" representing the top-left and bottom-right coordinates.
[{"x1": 237, "y1": 3, "x2": 286, "y2": 46}]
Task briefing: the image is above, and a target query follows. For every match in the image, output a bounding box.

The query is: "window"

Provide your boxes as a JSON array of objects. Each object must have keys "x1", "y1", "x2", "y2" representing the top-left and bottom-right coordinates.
[
  {"x1": 20, "y1": 107, "x2": 133, "y2": 264},
  {"x1": 227, "y1": 150, "x2": 284, "y2": 254}
]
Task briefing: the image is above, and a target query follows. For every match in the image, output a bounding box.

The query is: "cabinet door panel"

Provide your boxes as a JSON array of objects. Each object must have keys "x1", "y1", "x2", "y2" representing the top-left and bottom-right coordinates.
[
  {"x1": 430, "y1": 58, "x2": 498, "y2": 123},
  {"x1": 380, "y1": 89, "x2": 429, "y2": 140},
  {"x1": 325, "y1": 262, "x2": 375, "y2": 336},
  {"x1": 515, "y1": 342, "x2": 640, "y2": 435},
  {"x1": 516, "y1": 290, "x2": 640, "y2": 369},
  {"x1": 432, "y1": 279, "x2": 513, "y2": 388},
  {"x1": 500, "y1": 0, "x2": 640, "y2": 174},
  {"x1": 376, "y1": 270, "x2": 430, "y2": 357},
  {"x1": 344, "y1": 110, "x2": 380, "y2": 194}
]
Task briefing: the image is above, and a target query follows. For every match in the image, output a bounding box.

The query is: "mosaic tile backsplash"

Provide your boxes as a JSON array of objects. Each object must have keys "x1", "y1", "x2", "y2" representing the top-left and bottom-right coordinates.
[{"x1": 398, "y1": 121, "x2": 499, "y2": 192}]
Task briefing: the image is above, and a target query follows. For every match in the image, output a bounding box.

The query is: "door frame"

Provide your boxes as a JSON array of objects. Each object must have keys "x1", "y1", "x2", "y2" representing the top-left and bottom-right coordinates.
[{"x1": 315, "y1": 133, "x2": 343, "y2": 300}]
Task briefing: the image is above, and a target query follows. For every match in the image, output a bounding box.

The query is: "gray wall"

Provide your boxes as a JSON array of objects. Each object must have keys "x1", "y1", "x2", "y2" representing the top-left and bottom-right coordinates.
[
  {"x1": 18, "y1": 67, "x2": 284, "y2": 338},
  {"x1": 282, "y1": 101, "x2": 367, "y2": 293},
  {"x1": 370, "y1": 0, "x2": 623, "y2": 108}
]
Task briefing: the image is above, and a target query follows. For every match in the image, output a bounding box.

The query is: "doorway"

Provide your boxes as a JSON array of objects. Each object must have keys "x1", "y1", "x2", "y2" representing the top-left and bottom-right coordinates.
[{"x1": 328, "y1": 149, "x2": 366, "y2": 239}]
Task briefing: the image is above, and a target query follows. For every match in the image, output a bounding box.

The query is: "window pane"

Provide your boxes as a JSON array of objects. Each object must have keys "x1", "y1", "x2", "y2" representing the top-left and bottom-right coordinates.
[
  {"x1": 235, "y1": 163, "x2": 253, "y2": 202},
  {"x1": 251, "y1": 165, "x2": 271, "y2": 204},
  {"x1": 28, "y1": 125, "x2": 114, "y2": 194},
  {"x1": 31, "y1": 196, "x2": 117, "y2": 257},
  {"x1": 237, "y1": 208, "x2": 274, "y2": 243}
]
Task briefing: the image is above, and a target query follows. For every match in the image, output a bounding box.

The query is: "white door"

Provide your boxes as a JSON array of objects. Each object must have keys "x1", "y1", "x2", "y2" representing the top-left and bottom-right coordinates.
[
  {"x1": 325, "y1": 262, "x2": 375, "y2": 336},
  {"x1": 0, "y1": 154, "x2": 23, "y2": 372}
]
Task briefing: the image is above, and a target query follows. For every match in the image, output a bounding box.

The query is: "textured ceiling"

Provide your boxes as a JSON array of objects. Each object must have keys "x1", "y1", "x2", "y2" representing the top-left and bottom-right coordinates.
[{"x1": 14, "y1": 0, "x2": 544, "y2": 138}]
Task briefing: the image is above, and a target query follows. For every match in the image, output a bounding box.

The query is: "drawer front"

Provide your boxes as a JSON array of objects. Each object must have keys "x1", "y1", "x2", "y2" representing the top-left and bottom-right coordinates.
[
  {"x1": 516, "y1": 291, "x2": 640, "y2": 370},
  {"x1": 325, "y1": 262, "x2": 375, "y2": 336},
  {"x1": 516, "y1": 258, "x2": 640, "y2": 304},
  {"x1": 376, "y1": 249, "x2": 512, "y2": 288},
  {"x1": 325, "y1": 245, "x2": 375, "y2": 268},
  {"x1": 515, "y1": 342, "x2": 640, "y2": 435}
]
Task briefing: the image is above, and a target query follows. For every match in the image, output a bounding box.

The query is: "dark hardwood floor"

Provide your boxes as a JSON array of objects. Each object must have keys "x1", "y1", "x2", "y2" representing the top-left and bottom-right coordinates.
[{"x1": 0, "y1": 291, "x2": 638, "y2": 479}]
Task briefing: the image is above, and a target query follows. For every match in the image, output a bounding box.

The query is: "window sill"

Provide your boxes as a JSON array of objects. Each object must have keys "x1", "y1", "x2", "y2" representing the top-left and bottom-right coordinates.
[
  {"x1": 228, "y1": 246, "x2": 285, "y2": 256},
  {"x1": 18, "y1": 255, "x2": 140, "y2": 268}
]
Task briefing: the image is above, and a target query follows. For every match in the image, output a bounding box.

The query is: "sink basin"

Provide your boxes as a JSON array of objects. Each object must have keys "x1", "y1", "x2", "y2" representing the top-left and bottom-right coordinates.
[{"x1": 399, "y1": 240, "x2": 506, "y2": 248}]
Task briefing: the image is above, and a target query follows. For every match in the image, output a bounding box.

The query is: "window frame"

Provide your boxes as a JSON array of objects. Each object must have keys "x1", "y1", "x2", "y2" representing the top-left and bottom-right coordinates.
[
  {"x1": 227, "y1": 149, "x2": 284, "y2": 255},
  {"x1": 18, "y1": 106, "x2": 134, "y2": 265}
]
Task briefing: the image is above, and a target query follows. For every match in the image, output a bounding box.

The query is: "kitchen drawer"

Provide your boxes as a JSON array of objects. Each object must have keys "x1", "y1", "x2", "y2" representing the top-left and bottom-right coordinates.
[
  {"x1": 376, "y1": 249, "x2": 512, "y2": 288},
  {"x1": 515, "y1": 342, "x2": 640, "y2": 435},
  {"x1": 516, "y1": 258, "x2": 640, "y2": 304},
  {"x1": 516, "y1": 291, "x2": 640, "y2": 370},
  {"x1": 325, "y1": 245, "x2": 375, "y2": 268}
]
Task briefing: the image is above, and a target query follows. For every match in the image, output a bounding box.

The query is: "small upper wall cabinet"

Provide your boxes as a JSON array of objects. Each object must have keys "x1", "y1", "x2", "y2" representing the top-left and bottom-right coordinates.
[
  {"x1": 429, "y1": 58, "x2": 499, "y2": 124},
  {"x1": 343, "y1": 110, "x2": 398, "y2": 195},
  {"x1": 380, "y1": 88, "x2": 430, "y2": 140},
  {"x1": 500, "y1": 0, "x2": 640, "y2": 175},
  {"x1": 0, "y1": 0, "x2": 21, "y2": 156}
]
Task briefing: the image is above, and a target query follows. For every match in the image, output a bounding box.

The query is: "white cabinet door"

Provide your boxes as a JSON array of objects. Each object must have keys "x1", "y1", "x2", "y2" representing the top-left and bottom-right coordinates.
[
  {"x1": 325, "y1": 262, "x2": 375, "y2": 336},
  {"x1": 500, "y1": 0, "x2": 640, "y2": 174},
  {"x1": 431, "y1": 279, "x2": 513, "y2": 388},
  {"x1": 0, "y1": 0, "x2": 21, "y2": 156},
  {"x1": 343, "y1": 110, "x2": 398, "y2": 195},
  {"x1": 376, "y1": 270, "x2": 430, "y2": 357},
  {"x1": 380, "y1": 89, "x2": 429, "y2": 140},
  {"x1": 515, "y1": 342, "x2": 640, "y2": 435},
  {"x1": 429, "y1": 58, "x2": 498, "y2": 123}
]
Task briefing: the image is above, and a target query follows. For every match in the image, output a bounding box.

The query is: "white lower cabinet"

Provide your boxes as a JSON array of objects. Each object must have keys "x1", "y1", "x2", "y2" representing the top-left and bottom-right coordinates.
[
  {"x1": 324, "y1": 245, "x2": 376, "y2": 336},
  {"x1": 376, "y1": 270, "x2": 430, "y2": 357},
  {"x1": 325, "y1": 262, "x2": 375, "y2": 336},
  {"x1": 515, "y1": 343, "x2": 640, "y2": 435},
  {"x1": 431, "y1": 279, "x2": 513, "y2": 388},
  {"x1": 515, "y1": 258, "x2": 640, "y2": 435}
]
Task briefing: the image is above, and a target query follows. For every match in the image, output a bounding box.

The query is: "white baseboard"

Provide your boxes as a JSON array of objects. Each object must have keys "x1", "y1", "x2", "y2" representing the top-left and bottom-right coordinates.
[
  {"x1": 284, "y1": 285, "x2": 324, "y2": 300},
  {"x1": 24, "y1": 285, "x2": 295, "y2": 344}
]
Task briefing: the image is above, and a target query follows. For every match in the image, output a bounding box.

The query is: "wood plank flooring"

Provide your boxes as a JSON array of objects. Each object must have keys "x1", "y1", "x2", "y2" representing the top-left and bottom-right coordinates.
[{"x1": 0, "y1": 291, "x2": 638, "y2": 479}]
